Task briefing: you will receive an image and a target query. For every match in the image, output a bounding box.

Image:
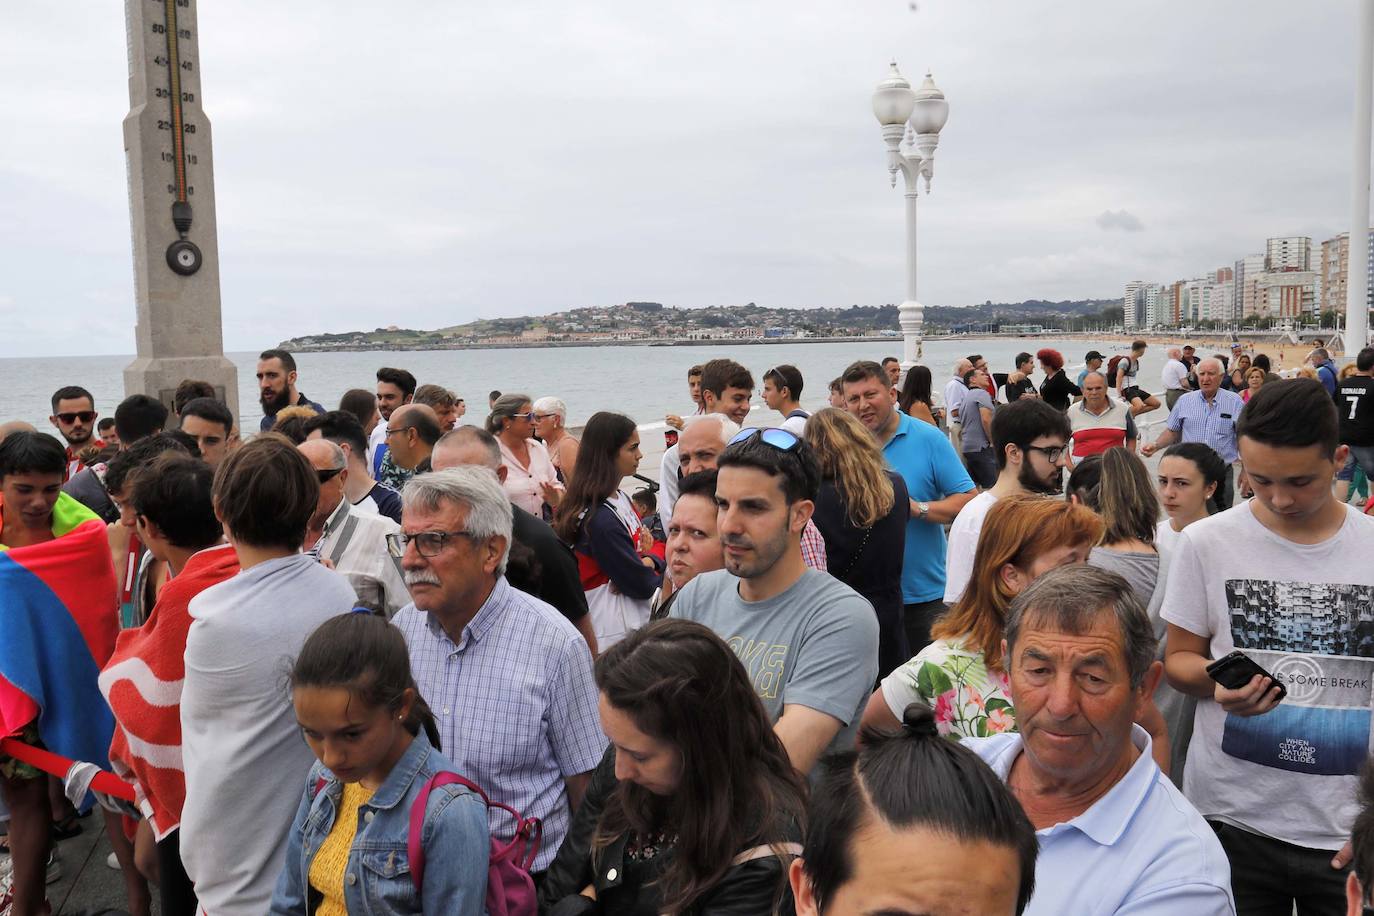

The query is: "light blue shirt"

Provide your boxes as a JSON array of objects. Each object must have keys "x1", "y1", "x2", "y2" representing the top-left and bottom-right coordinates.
[
  {"x1": 1166, "y1": 388, "x2": 1245, "y2": 463},
  {"x1": 964, "y1": 725, "x2": 1235, "y2": 916},
  {"x1": 393, "y1": 577, "x2": 605, "y2": 871},
  {"x1": 881, "y1": 411, "x2": 975, "y2": 604}
]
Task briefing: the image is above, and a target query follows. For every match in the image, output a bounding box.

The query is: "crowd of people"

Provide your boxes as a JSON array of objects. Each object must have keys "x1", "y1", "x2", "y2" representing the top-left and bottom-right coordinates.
[{"x1": 2, "y1": 337, "x2": 1374, "y2": 915}]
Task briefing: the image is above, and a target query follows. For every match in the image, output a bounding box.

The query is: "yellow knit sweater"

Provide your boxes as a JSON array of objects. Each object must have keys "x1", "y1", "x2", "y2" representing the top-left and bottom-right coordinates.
[{"x1": 309, "y1": 781, "x2": 376, "y2": 915}]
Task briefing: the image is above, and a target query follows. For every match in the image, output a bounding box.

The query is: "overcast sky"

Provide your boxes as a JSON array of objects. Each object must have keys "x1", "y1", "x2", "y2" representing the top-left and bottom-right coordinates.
[{"x1": 0, "y1": 1, "x2": 1368, "y2": 356}]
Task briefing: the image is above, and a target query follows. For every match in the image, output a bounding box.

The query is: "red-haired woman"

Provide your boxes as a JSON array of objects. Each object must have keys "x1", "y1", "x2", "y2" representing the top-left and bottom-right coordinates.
[{"x1": 1037, "y1": 348, "x2": 1081, "y2": 411}]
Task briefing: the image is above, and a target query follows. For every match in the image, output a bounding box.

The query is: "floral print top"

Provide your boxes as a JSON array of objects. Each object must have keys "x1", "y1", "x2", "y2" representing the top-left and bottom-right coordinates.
[{"x1": 879, "y1": 637, "x2": 1016, "y2": 739}]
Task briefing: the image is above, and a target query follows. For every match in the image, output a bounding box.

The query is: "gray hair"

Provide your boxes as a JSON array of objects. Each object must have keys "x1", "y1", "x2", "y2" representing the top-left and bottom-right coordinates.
[
  {"x1": 681, "y1": 412, "x2": 741, "y2": 445},
  {"x1": 299, "y1": 438, "x2": 346, "y2": 471},
  {"x1": 434, "y1": 426, "x2": 502, "y2": 471},
  {"x1": 1166, "y1": 347, "x2": 1182, "y2": 359},
  {"x1": 486, "y1": 393, "x2": 533, "y2": 434},
  {"x1": 401, "y1": 467, "x2": 513, "y2": 576},
  {"x1": 532, "y1": 396, "x2": 567, "y2": 421},
  {"x1": 1081, "y1": 371, "x2": 1107, "y2": 386},
  {"x1": 1004, "y1": 565, "x2": 1157, "y2": 688}
]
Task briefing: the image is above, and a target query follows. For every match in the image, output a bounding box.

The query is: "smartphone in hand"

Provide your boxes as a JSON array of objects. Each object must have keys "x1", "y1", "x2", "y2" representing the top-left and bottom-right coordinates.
[{"x1": 1205, "y1": 651, "x2": 1287, "y2": 703}]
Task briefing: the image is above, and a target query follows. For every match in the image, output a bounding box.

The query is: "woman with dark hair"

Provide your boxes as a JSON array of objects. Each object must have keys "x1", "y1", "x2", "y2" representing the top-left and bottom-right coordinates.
[
  {"x1": 1155, "y1": 442, "x2": 1227, "y2": 553},
  {"x1": 897, "y1": 365, "x2": 939, "y2": 427},
  {"x1": 272, "y1": 613, "x2": 489, "y2": 914},
  {"x1": 1036, "y1": 348, "x2": 1081, "y2": 411},
  {"x1": 791, "y1": 703, "x2": 1037, "y2": 916},
  {"x1": 542, "y1": 619, "x2": 806, "y2": 915},
  {"x1": 804, "y1": 408, "x2": 909, "y2": 678},
  {"x1": 489, "y1": 392, "x2": 562, "y2": 518},
  {"x1": 553, "y1": 412, "x2": 662, "y2": 649}
]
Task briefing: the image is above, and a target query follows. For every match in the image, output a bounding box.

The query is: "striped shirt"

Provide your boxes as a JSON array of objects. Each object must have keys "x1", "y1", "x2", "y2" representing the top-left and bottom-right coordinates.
[
  {"x1": 1166, "y1": 389, "x2": 1245, "y2": 463},
  {"x1": 393, "y1": 577, "x2": 604, "y2": 871}
]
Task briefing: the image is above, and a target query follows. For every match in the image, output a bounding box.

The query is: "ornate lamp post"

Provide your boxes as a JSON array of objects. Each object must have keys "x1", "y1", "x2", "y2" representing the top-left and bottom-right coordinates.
[{"x1": 872, "y1": 63, "x2": 949, "y2": 370}]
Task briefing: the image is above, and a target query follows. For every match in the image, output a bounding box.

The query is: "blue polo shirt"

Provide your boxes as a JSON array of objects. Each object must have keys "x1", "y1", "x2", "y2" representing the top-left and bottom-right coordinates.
[{"x1": 881, "y1": 412, "x2": 975, "y2": 604}]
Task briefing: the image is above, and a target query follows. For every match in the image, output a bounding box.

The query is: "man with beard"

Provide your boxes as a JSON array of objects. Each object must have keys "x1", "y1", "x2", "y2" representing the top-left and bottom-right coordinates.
[
  {"x1": 943, "y1": 398, "x2": 1071, "y2": 606},
  {"x1": 1068, "y1": 371, "x2": 1138, "y2": 464},
  {"x1": 669, "y1": 430, "x2": 878, "y2": 775},
  {"x1": 255, "y1": 349, "x2": 323, "y2": 431},
  {"x1": 48, "y1": 385, "x2": 104, "y2": 480}
]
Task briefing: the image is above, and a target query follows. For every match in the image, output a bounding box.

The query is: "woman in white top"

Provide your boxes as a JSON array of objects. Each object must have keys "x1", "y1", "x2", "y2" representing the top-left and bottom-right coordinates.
[
  {"x1": 1155, "y1": 442, "x2": 1228, "y2": 552},
  {"x1": 489, "y1": 393, "x2": 562, "y2": 519},
  {"x1": 532, "y1": 396, "x2": 580, "y2": 481}
]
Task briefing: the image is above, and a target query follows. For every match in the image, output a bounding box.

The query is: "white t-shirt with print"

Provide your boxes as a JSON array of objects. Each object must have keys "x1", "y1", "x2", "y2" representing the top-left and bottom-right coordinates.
[{"x1": 1161, "y1": 501, "x2": 1374, "y2": 850}]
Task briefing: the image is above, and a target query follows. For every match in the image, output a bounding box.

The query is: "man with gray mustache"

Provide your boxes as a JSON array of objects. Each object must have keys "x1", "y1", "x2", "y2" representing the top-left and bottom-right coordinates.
[{"x1": 389, "y1": 468, "x2": 604, "y2": 878}]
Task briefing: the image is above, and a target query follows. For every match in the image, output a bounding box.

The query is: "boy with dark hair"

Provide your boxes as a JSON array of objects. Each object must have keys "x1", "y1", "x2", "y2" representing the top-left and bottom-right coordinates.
[
  {"x1": 671, "y1": 428, "x2": 878, "y2": 775},
  {"x1": 178, "y1": 396, "x2": 234, "y2": 468},
  {"x1": 179, "y1": 435, "x2": 355, "y2": 914},
  {"x1": 1164, "y1": 378, "x2": 1374, "y2": 913},
  {"x1": 762, "y1": 364, "x2": 809, "y2": 434},
  {"x1": 698, "y1": 358, "x2": 755, "y2": 425},
  {"x1": 114, "y1": 393, "x2": 170, "y2": 444},
  {"x1": 97, "y1": 417, "x2": 118, "y2": 447},
  {"x1": 0, "y1": 431, "x2": 121, "y2": 916},
  {"x1": 1115, "y1": 339, "x2": 1161, "y2": 417},
  {"x1": 1003, "y1": 352, "x2": 1037, "y2": 402}
]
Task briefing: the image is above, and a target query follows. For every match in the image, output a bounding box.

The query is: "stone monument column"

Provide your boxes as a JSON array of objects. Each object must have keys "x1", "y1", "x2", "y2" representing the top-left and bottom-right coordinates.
[{"x1": 122, "y1": 0, "x2": 239, "y2": 423}]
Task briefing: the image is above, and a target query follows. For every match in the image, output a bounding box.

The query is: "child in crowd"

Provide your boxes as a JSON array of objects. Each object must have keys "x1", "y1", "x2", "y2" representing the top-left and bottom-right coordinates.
[{"x1": 270, "y1": 613, "x2": 490, "y2": 915}]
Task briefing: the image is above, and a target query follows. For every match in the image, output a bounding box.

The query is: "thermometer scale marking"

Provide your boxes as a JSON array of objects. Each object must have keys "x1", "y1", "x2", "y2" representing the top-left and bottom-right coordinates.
[{"x1": 160, "y1": 0, "x2": 202, "y2": 275}]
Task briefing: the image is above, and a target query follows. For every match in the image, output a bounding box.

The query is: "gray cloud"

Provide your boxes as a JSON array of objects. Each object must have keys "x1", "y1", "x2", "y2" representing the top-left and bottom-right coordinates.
[
  {"x1": 0, "y1": 1, "x2": 1365, "y2": 356},
  {"x1": 1096, "y1": 209, "x2": 1145, "y2": 232}
]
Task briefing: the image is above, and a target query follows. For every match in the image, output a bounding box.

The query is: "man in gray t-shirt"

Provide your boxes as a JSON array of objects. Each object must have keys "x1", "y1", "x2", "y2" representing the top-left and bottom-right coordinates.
[{"x1": 669, "y1": 427, "x2": 879, "y2": 775}]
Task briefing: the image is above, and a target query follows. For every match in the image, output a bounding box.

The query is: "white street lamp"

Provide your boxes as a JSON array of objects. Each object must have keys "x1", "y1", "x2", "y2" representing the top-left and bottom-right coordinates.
[{"x1": 872, "y1": 63, "x2": 949, "y2": 371}]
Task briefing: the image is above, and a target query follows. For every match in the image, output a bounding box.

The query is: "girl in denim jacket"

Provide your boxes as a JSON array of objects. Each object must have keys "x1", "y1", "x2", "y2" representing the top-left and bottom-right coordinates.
[{"x1": 270, "y1": 612, "x2": 489, "y2": 915}]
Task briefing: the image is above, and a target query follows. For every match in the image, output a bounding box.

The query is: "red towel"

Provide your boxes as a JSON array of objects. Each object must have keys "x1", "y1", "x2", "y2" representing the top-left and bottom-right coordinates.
[{"x1": 98, "y1": 544, "x2": 239, "y2": 839}]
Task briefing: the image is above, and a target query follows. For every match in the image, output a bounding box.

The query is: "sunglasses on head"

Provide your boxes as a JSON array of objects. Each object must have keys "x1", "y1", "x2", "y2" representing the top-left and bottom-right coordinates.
[
  {"x1": 728, "y1": 427, "x2": 801, "y2": 452},
  {"x1": 56, "y1": 411, "x2": 97, "y2": 425}
]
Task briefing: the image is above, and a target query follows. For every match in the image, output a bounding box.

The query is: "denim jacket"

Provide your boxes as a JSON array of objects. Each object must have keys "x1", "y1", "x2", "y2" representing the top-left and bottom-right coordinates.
[{"x1": 269, "y1": 733, "x2": 489, "y2": 915}]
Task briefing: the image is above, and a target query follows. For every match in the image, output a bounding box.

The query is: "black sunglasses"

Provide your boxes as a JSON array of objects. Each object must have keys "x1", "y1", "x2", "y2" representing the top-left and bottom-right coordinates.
[
  {"x1": 56, "y1": 411, "x2": 97, "y2": 424},
  {"x1": 316, "y1": 467, "x2": 345, "y2": 484}
]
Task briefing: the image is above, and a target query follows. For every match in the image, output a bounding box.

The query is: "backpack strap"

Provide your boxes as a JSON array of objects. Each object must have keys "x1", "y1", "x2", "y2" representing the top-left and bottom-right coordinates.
[
  {"x1": 410, "y1": 772, "x2": 487, "y2": 890},
  {"x1": 730, "y1": 842, "x2": 803, "y2": 866}
]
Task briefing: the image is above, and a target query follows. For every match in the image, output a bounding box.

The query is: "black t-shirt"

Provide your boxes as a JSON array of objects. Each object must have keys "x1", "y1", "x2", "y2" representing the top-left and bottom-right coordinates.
[
  {"x1": 1337, "y1": 376, "x2": 1374, "y2": 446},
  {"x1": 1004, "y1": 377, "x2": 1036, "y2": 402},
  {"x1": 511, "y1": 505, "x2": 591, "y2": 623},
  {"x1": 1039, "y1": 370, "x2": 1082, "y2": 411}
]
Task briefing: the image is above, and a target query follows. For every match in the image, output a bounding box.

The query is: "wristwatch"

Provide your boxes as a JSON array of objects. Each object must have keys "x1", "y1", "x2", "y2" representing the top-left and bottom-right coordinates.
[{"x1": 917, "y1": 501, "x2": 930, "y2": 520}]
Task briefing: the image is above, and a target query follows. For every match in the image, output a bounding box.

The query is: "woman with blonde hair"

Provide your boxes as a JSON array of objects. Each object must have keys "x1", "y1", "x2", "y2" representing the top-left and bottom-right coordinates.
[
  {"x1": 861, "y1": 496, "x2": 1103, "y2": 739},
  {"x1": 1242, "y1": 365, "x2": 1266, "y2": 402},
  {"x1": 805, "y1": 408, "x2": 910, "y2": 677}
]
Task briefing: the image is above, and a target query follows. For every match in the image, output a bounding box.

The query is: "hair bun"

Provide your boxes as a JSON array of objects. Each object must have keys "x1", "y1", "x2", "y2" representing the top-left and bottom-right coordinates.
[{"x1": 901, "y1": 703, "x2": 940, "y2": 739}]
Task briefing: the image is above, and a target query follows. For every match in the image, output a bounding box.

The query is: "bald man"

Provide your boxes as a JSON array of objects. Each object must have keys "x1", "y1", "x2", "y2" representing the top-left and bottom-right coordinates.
[
  {"x1": 298, "y1": 438, "x2": 408, "y2": 616},
  {"x1": 0, "y1": 421, "x2": 37, "y2": 445},
  {"x1": 385, "y1": 403, "x2": 441, "y2": 474}
]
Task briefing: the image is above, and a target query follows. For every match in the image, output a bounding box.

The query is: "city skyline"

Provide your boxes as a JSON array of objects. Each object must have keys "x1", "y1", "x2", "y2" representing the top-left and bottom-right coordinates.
[{"x1": 2, "y1": 1, "x2": 1371, "y2": 357}]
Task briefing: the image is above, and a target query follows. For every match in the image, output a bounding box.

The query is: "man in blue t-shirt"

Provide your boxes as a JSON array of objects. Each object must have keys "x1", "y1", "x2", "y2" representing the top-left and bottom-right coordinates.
[{"x1": 841, "y1": 360, "x2": 976, "y2": 656}]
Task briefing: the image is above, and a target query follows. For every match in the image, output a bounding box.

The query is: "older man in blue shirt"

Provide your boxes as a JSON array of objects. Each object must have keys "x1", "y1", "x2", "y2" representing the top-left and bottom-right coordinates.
[
  {"x1": 391, "y1": 467, "x2": 605, "y2": 874},
  {"x1": 842, "y1": 360, "x2": 976, "y2": 657},
  {"x1": 1143, "y1": 356, "x2": 1246, "y2": 509},
  {"x1": 964, "y1": 565, "x2": 1234, "y2": 915}
]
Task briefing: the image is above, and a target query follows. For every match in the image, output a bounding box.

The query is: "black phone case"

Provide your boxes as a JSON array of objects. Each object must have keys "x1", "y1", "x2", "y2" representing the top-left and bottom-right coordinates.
[{"x1": 1206, "y1": 651, "x2": 1287, "y2": 700}]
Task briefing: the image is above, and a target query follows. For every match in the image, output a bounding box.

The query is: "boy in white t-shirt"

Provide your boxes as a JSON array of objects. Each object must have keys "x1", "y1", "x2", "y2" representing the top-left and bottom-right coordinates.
[{"x1": 1163, "y1": 378, "x2": 1374, "y2": 913}]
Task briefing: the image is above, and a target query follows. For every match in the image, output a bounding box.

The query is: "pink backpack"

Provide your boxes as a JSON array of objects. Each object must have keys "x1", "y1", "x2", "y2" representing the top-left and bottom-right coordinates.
[
  {"x1": 312, "y1": 771, "x2": 542, "y2": 916},
  {"x1": 408, "y1": 772, "x2": 543, "y2": 916}
]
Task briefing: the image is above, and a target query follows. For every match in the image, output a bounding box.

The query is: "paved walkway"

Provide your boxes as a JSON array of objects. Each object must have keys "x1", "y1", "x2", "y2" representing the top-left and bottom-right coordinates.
[{"x1": 43, "y1": 814, "x2": 149, "y2": 915}]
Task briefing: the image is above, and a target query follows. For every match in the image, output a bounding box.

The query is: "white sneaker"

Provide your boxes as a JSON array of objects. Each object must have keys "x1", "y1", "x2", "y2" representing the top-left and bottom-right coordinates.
[{"x1": 106, "y1": 851, "x2": 120, "y2": 870}]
